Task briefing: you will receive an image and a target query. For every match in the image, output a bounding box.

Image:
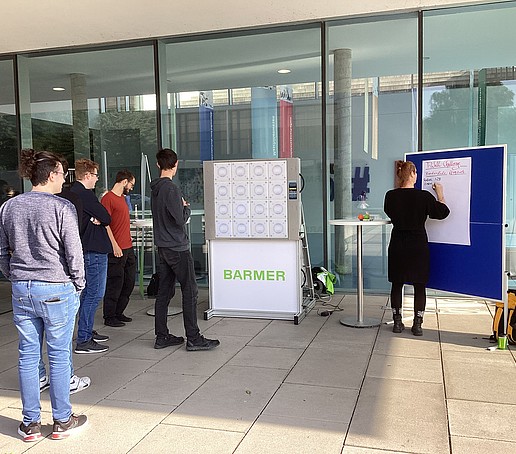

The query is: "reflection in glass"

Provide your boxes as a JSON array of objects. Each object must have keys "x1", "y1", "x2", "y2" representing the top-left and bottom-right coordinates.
[{"x1": 327, "y1": 15, "x2": 418, "y2": 292}]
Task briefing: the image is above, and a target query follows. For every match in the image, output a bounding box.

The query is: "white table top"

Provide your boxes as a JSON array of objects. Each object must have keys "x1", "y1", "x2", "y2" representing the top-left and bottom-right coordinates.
[
  {"x1": 329, "y1": 218, "x2": 391, "y2": 227},
  {"x1": 131, "y1": 219, "x2": 153, "y2": 228}
]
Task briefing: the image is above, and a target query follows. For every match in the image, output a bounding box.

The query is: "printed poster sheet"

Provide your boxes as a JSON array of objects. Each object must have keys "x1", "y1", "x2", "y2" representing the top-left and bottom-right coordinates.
[{"x1": 422, "y1": 157, "x2": 471, "y2": 246}]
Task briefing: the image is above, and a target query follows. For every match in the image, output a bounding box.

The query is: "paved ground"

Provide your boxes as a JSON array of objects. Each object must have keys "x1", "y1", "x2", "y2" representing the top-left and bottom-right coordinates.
[{"x1": 0, "y1": 289, "x2": 515, "y2": 453}]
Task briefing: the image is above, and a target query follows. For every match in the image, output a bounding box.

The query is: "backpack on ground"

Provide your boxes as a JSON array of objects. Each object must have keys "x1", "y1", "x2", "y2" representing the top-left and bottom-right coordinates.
[
  {"x1": 491, "y1": 290, "x2": 516, "y2": 345},
  {"x1": 146, "y1": 273, "x2": 160, "y2": 297}
]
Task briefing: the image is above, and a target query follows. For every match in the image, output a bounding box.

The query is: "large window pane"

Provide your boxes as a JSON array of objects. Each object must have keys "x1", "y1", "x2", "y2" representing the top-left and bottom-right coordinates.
[
  {"x1": 0, "y1": 59, "x2": 19, "y2": 203},
  {"x1": 162, "y1": 28, "x2": 323, "y2": 278},
  {"x1": 18, "y1": 46, "x2": 157, "y2": 197},
  {"x1": 327, "y1": 16, "x2": 418, "y2": 292},
  {"x1": 423, "y1": 3, "x2": 516, "y2": 285}
]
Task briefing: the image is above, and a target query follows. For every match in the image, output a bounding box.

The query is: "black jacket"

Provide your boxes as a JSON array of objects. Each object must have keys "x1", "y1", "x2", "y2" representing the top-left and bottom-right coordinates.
[
  {"x1": 70, "y1": 181, "x2": 112, "y2": 254},
  {"x1": 150, "y1": 177, "x2": 190, "y2": 251}
]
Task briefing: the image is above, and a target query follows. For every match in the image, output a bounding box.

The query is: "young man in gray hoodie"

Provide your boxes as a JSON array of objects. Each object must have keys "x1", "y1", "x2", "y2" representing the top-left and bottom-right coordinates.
[{"x1": 150, "y1": 148, "x2": 219, "y2": 351}]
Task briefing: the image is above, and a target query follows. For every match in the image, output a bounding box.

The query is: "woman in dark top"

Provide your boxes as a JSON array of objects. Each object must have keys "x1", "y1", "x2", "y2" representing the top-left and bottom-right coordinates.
[{"x1": 384, "y1": 160, "x2": 450, "y2": 336}]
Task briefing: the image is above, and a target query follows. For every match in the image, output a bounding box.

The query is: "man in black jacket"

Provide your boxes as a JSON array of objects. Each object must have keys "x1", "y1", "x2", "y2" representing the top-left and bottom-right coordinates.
[
  {"x1": 71, "y1": 159, "x2": 113, "y2": 354},
  {"x1": 151, "y1": 148, "x2": 219, "y2": 351}
]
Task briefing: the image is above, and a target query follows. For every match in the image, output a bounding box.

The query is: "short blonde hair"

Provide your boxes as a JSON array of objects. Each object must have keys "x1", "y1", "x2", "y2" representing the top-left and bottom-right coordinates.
[{"x1": 75, "y1": 159, "x2": 99, "y2": 180}]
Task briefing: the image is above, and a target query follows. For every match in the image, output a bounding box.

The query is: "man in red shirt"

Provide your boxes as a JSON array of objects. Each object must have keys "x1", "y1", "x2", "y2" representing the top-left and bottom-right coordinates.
[{"x1": 101, "y1": 170, "x2": 136, "y2": 327}]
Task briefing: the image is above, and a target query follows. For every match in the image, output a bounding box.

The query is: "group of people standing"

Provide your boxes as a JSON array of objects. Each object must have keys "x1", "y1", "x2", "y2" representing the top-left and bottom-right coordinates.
[{"x1": 0, "y1": 147, "x2": 218, "y2": 442}]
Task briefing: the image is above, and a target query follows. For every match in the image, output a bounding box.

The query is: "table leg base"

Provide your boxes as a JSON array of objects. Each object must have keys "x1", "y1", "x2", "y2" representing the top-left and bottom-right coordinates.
[
  {"x1": 340, "y1": 316, "x2": 381, "y2": 328},
  {"x1": 146, "y1": 306, "x2": 182, "y2": 317}
]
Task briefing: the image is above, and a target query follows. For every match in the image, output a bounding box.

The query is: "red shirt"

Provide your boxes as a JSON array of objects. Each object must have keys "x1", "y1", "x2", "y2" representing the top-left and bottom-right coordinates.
[{"x1": 101, "y1": 191, "x2": 133, "y2": 250}]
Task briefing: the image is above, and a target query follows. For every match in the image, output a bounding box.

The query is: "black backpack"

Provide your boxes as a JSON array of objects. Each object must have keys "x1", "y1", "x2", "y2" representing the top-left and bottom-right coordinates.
[{"x1": 146, "y1": 273, "x2": 160, "y2": 297}]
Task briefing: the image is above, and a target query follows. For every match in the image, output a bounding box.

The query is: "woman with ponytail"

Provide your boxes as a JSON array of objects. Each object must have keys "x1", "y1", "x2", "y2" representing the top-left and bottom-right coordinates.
[{"x1": 384, "y1": 160, "x2": 450, "y2": 336}]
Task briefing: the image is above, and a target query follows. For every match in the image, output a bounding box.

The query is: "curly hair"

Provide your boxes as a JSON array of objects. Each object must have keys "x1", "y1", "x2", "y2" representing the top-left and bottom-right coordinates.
[{"x1": 19, "y1": 149, "x2": 63, "y2": 186}]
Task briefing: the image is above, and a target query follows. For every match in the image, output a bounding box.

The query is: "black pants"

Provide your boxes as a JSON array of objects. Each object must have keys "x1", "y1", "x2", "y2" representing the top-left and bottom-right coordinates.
[
  {"x1": 154, "y1": 247, "x2": 200, "y2": 341},
  {"x1": 103, "y1": 248, "x2": 136, "y2": 320},
  {"x1": 390, "y1": 282, "x2": 427, "y2": 314}
]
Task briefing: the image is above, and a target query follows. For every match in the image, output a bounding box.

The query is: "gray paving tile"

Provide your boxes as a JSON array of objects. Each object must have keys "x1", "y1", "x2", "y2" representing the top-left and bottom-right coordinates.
[
  {"x1": 263, "y1": 382, "x2": 358, "y2": 423},
  {"x1": 442, "y1": 350, "x2": 516, "y2": 404},
  {"x1": 148, "y1": 335, "x2": 248, "y2": 376},
  {"x1": 285, "y1": 344, "x2": 370, "y2": 389},
  {"x1": 448, "y1": 399, "x2": 516, "y2": 442},
  {"x1": 203, "y1": 317, "x2": 271, "y2": 338},
  {"x1": 346, "y1": 377, "x2": 449, "y2": 454},
  {"x1": 451, "y1": 435, "x2": 516, "y2": 454},
  {"x1": 108, "y1": 370, "x2": 208, "y2": 406},
  {"x1": 131, "y1": 424, "x2": 243, "y2": 454},
  {"x1": 438, "y1": 312, "x2": 494, "y2": 352},
  {"x1": 374, "y1": 325, "x2": 440, "y2": 359},
  {"x1": 105, "y1": 338, "x2": 183, "y2": 361},
  {"x1": 64, "y1": 356, "x2": 156, "y2": 409},
  {"x1": 310, "y1": 316, "x2": 380, "y2": 349},
  {"x1": 367, "y1": 353, "x2": 442, "y2": 383},
  {"x1": 343, "y1": 447, "x2": 414, "y2": 454},
  {"x1": 0, "y1": 340, "x2": 17, "y2": 374},
  {"x1": 27, "y1": 400, "x2": 171, "y2": 454},
  {"x1": 163, "y1": 365, "x2": 287, "y2": 432},
  {"x1": 235, "y1": 414, "x2": 347, "y2": 454},
  {"x1": 228, "y1": 345, "x2": 304, "y2": 370},
  {"x1": 249, "y1": 316, "x2": 325, "y2": 349}
]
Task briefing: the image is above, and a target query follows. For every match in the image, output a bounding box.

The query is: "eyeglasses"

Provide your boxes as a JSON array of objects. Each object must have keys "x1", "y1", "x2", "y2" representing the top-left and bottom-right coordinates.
[
  {"x1": 53, "y1": 171, "x2": 69, "y2": 178},
  {"x1": 90, "y1": 172, "x2": 99, "y2": 179}
]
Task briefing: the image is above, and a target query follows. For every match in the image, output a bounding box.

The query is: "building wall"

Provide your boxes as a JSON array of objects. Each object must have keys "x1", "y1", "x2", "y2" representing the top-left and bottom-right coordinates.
[{"x1": 0, "y1": 0, "x2": 503, "y2": 54}]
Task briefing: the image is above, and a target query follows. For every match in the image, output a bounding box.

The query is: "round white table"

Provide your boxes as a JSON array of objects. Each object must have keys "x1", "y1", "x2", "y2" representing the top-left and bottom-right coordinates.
[{"x1": 329, "y1": 218, "x2": 391, "y2": 328}]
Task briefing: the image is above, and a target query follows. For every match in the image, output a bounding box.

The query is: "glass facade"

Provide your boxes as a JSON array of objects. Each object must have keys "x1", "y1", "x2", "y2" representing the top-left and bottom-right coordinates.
[
  {"x1": 0, "y1": 59, "x2": 19, "y2": 202},
  {"x1": 327, "y1": 15, "x2": 418, "y2": 292},
  {"x1": 1, "y1": 2, "x2": 516, "y2": 293},
  {"x1": 16, "y1": 46, "x2": 157, "y2": 196},
  {"x1": 423, "y1": 2, "x2": 516, "y2": 287},
  {"x1": 162, "y1": 27, "x2": 322, "y2": 277}
]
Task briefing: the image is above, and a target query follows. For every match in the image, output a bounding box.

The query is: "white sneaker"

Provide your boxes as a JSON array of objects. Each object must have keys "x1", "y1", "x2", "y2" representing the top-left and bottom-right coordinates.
[
  {"x1": 70, "y1": 375, "x2": 91, "y2": 395},
  {"x1": 39, "y1": 375, "x2": 50, "y2": 393}
]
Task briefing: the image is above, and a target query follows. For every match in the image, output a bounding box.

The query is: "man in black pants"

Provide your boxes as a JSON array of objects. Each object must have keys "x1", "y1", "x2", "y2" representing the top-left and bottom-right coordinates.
[
  {"x1": 101, "y1": 170, "x2": 137, "y2": 328},
  {"x1": 150, "y1": 148, "x2": 219, "y2": 351}
]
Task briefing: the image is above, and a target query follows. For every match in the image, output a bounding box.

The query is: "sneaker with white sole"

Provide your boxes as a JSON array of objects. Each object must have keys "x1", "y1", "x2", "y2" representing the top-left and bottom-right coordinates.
[
  {"x1": 51, "y1": 414, "x2": 87, "y2": 440},
  {"x1": 92, "y1": 330, "x2": 109, "y2": 343},
  {"x1": 74, "y1": 339, "x2": 109, "y2": 354},
  {"x1": 70, "y1": 375, "x2": 91, "y2": 394},
  {"x1": 18, "y1": 421, "x2": 42, "y2": 442},
  {"x1": 39, "y1": 375, "x2": 50, "y2": 393}
]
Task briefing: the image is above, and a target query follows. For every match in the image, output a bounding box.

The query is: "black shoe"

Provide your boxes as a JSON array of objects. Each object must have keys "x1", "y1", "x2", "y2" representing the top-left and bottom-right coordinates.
[
  {"x1": 18, "y1": 421, "x2": 42, "y2": 442},
  {"x1": 117, "y1": 314, "x2": 132, "y2": 323},
  {"x1": 186, "y1": 336, "x2": 220, "y2": 351},
  {"x1": 392, "y1": 314, "x2": 405, "y2": 333},
  {"x1": 74, "y1": 339, "x2": 109, "y2": 354},
  {"x1": 154, "y1": 334, "x2": 184, "y2": 349},
  {"x1": 104, "y1": 317, "x2": 125, "y2": 327},
  {"x1": 51, "y1": 414, "x2": 87, "y2": 440},
  {"x1": 411, "y1": 316, "x2": 423, "y2": 336},
  {"x1": 92, "y1": 330, "x2": 109, "y2": 342}
]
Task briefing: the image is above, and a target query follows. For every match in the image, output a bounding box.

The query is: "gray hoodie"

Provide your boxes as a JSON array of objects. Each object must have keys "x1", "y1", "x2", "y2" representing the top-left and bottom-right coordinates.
[
  {"x1": 150, "y1": 177, "x2": 191, "y2": 251},
  {"x1": 0, "y1": 191, "x2": 85, "y2": 290}
]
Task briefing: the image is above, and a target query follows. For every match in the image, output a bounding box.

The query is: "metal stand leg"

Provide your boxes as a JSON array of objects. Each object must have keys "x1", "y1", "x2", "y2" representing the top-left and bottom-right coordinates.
[{"x1": 340, "y1": 224, "x2": 381, "y2": 328}]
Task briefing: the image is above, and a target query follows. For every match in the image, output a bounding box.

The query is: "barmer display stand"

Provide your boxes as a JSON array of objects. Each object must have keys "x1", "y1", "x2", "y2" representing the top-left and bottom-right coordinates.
[{"x1": 203, "y1": 158, "x2": 315, "y2": 324}]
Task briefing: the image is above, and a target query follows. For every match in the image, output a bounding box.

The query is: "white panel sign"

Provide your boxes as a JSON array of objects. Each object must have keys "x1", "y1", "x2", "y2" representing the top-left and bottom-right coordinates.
[
  {"x1": 210, "y1": 240, "x2": 299, "y2": 313},
  {"x1": 422, "y1": 157, "x2": 471, "y2": 246}
]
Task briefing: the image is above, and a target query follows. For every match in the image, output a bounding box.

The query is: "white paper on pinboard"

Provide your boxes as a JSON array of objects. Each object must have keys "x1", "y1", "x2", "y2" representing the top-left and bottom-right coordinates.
[{"x1": 422, "y1": 157, "x2": 471, "y2": 246}]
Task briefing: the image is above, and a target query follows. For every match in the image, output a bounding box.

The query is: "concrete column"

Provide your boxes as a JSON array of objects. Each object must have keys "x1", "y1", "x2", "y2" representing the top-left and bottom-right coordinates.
[
  {"x1": 333, "y1": 48, "x2": 352, "y2": 275},
  {"x1": 16, "y1": 56, "x2": 33, "y2": 192},
  {"x1": 71, "y1": 73, "x2": 90, "y2": 160}
]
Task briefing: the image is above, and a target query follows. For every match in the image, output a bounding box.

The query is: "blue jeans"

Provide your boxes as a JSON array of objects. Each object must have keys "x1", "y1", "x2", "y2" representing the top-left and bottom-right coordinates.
[
  {"x1": 12, "y1": 281, "x2": 80, "y2": 424},
  {"x1": 77, "y1": 252, "x2": 108, "y2": 343}
]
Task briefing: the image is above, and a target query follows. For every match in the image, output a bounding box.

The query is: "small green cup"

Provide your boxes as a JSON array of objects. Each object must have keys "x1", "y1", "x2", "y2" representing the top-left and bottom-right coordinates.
[{"x1": 498, "y1": 336, "x2": 508, "y2": 350}]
